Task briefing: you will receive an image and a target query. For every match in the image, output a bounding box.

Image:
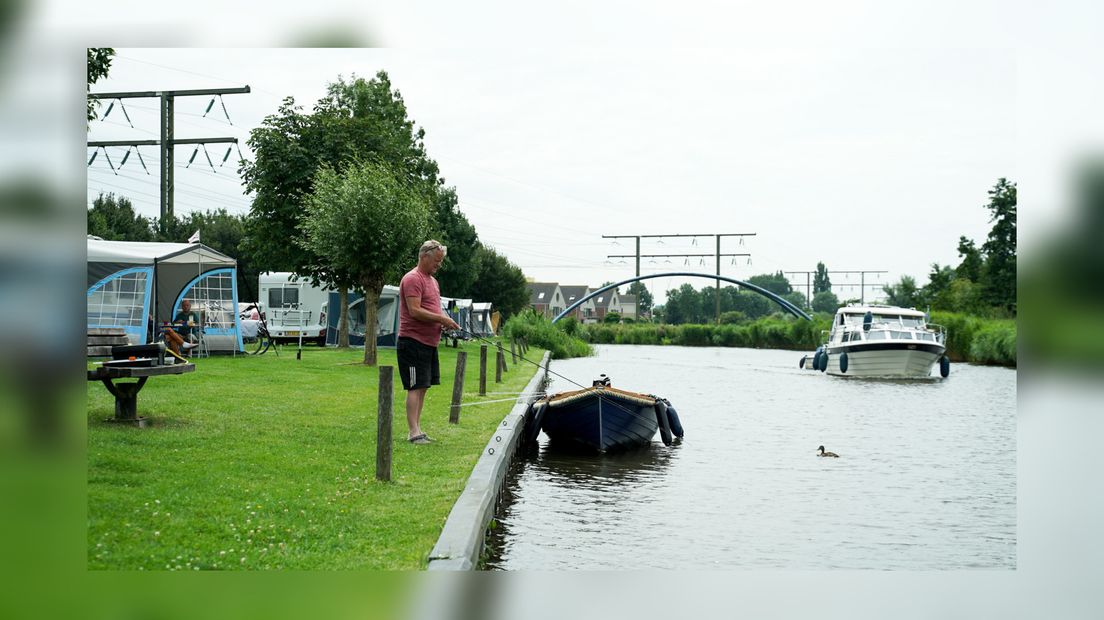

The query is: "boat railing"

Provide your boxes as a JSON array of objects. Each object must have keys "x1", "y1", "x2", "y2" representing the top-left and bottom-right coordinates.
[{"x1": 828, "y1": 321, "x2": 947, "y2": 344}]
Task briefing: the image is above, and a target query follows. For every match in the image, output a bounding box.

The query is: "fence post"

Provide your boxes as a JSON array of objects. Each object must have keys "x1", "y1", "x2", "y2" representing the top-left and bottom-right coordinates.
[
  {"x1": 376, "y1": 366, "x2": 393, "y2": 482},
  {"x1": 495, "y1": 348, "x2": 504, "y2": 383},
  {"x1": 449, "y1": 351, "x2": 467, "y2": 424},
  {"x1": 479, "y1": 345, "x2": 488, "y2": 396},
  {"x1": 510, "y1": 339, "x2": 517, "y2": 364}
]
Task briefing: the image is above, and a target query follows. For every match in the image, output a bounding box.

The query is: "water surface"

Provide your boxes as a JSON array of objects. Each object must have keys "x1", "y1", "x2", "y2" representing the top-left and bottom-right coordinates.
[{"x1": 486, "y1": 345, "x2": 1016, "y2": 570}]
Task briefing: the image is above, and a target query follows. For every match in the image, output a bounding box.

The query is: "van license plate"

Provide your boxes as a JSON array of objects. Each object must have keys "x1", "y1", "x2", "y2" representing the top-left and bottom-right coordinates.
[{"x1": 287, "y1": 331, "x2": 299, "y2": 336}]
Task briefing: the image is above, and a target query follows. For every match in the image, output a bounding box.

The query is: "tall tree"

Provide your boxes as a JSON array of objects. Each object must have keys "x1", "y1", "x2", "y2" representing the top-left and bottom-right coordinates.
[
  {"x1": 747, "y1": 271, "x2": 793, "y2": 296},
  {"x1": 811, "y1": 290, "x2": 840, "y2": 314},
  {"x1": 922, "y1": 263, "x2": 956, "y2": 310},
  {"x1": 431, "y1": 187, "x2": 481, "y2": 297},
  {"x1": 980, "y1": 178, "x2": 1017, "y2": 313},
  {"x1": 469, "y1": 246, "x2": 529, "y2": 318},
  {"x1": 813, "y1": 262, "x2": 832, "y2": 293},
  {"x1": 298, "y1": 160, "x2": 431, "y2": 365},
  {"x1": 956, "y1": 236, "x2": 982, "y2": 282},
  {"x1": 626, "y1": 281, "x2": 654, "y2": 316},
  {"x1": 87, "y1": 193, "x2": 154, "y2": 241},
  {"x1": 882, "y1": 275, "x2": 921, "y2": 308},
  {"x1": 242, "y1": 71, "x2": 456, "y2": 345},
  {"x1": 87, "y1": 48, "x2": 114, "y2": 125}
]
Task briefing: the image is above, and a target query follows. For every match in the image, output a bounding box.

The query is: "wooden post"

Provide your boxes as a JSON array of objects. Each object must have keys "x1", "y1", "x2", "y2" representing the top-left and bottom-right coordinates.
[
  {"x1": 479, "y1": 345, "x2": 488, "y2": 396},
  {"x1": 498, "y1": 343, "x2": 508, "y2": 372},
  {"x1": 495, "y1": 349, "x2": 504, "y2": 383},
  {"x1": 510, "y1": 339, "x2": 517, "y2": 364},
  {"x1": 449, "y1": 351, "x2": 467, "y2": 424},
  {"x1": 376, "y1": 366, "x2": 393, "y2": 482}
]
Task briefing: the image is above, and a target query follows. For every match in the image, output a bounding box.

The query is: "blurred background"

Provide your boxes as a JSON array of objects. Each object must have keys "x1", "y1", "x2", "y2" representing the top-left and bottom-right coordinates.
[{"x1": 1, "y1": 1, "x2": 1102, "y2": 619}]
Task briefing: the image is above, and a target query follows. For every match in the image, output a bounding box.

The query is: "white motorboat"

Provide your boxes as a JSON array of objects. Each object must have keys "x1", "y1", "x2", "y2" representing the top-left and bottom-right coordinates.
[{"x1": 805, "y1": 304, "x2": 950, "y2": 378}]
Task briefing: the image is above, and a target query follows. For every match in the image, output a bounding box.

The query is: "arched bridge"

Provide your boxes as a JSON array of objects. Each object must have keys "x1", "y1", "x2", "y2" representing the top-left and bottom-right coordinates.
[{"x1": 551, "y1": 272, "x2": 812, "y2": 323}]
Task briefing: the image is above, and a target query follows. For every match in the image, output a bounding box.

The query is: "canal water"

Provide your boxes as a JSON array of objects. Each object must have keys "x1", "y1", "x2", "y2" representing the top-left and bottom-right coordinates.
[{"x1": 485, "y1": 345, "x2": 1016, "y2": 570}]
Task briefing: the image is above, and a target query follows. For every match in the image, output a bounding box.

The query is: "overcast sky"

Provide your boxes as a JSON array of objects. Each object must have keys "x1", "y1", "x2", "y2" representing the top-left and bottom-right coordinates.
[{"x1": 87, "y1": 47, "x2": 1015, "y2": 304}]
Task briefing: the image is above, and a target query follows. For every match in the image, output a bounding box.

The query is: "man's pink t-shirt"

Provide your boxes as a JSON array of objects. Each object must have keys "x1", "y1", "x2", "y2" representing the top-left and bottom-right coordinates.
[{"x1": 398, "y1": 267, "x2": 443, "y2": 347}]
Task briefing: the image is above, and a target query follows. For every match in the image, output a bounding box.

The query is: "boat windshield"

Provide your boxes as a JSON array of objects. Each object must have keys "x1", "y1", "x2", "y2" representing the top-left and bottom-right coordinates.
[
  {"x1": 867, "y1": 330, "x2": 888, "y2": 340},
  {"x1": 916, "y1": 332, "x2": 936, "y2": 342},
  {"x1": 890, "y1": 330, "x2": 913, "y2": 340},
  {"x1": 902, "y1": 317, "x2": 924, "y2": 327}
]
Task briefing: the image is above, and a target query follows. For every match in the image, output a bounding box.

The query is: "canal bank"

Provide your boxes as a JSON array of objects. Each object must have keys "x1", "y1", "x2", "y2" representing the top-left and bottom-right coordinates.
[{"x1": 427, "y1": 351, "x2": 551, "y2": 570}]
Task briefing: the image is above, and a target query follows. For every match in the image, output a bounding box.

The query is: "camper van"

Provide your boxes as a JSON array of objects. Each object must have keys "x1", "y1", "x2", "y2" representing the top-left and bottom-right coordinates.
[{"x1": 257, "y1": 272, "x2": 329, "y2": 345}]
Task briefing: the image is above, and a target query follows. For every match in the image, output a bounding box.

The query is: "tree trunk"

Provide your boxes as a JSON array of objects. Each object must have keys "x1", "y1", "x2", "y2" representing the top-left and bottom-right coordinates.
[
  {"x1": 337, "y1": 287, "x2": 350, "y2": 348},
  {"x1": 360, "y1": 275, "x2": 385, "y2": 366}
]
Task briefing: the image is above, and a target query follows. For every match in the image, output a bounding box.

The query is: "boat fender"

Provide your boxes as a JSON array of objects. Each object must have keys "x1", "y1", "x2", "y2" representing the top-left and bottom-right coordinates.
[
  {"x1": 812, "y1": 351, "x2": 822, "y2": 371},
  {"x1": 654, "y1": 400, "x2": 673, "y2": 446},
  {"x1": 820, "y1": 353, "x2": 829, "y2": 372},
  {"x1": 863, "y1": 311, "x2": 873, "y2": 332},
  {"x1": 839, "y1": 352, "x2": 848, "y2": 374},
  {"x1": 663, "y1": 400, "x2": 685, "y2": 439},
  {"x1": 524, "y1": 401, "x2": 547, "y2": 445},
  {"x1": 939, "y1": 355, "x2": 951, "y2": 378},
  {"x1": 799, "y1": 355, "x2": 807, "y2": 369}
]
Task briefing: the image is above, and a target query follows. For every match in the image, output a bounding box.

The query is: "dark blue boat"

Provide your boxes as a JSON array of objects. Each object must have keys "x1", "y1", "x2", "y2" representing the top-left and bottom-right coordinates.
[{"x1": 528, "y1": 378, "x2": 683, "y2": 452}]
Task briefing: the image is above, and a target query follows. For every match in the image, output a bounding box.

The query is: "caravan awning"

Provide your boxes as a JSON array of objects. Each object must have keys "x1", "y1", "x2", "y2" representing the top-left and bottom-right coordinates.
[{"x1": 88, "y1": 239, "x2": 235, "y2": 265}]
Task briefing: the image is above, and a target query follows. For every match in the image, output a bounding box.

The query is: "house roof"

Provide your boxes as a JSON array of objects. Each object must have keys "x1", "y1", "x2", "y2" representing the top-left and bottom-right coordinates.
[
  {"x1": 592, "y1": 289, "x2": 619, "y2": 309},
  {"x1": 527, "y1": 282, "x2": 560, "y2": 305},
  {"x1": 558, "y1": 285, "x2": 591, "y2": 306}
]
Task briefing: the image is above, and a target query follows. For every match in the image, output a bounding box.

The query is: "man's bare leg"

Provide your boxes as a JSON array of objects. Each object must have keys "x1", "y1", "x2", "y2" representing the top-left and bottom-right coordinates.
[{"x1": 406, "y1": 387, "x2": 428, "y2": 438}]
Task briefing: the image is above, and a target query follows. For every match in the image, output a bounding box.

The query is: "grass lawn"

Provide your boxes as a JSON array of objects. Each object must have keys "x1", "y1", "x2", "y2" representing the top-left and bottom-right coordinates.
[{"x1": 87, "y1": 341, "x2": 546, "y2": 570}]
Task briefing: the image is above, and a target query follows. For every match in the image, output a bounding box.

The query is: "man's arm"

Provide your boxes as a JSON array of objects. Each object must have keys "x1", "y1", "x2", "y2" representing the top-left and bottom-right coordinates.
[{"x1": 405, "y1": 295, "x2": 461, "y2": 330}]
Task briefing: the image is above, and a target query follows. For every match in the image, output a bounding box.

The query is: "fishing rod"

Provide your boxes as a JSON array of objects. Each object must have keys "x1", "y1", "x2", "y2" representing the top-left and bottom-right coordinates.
[{"x1": 453, "y1": 328, "x2": 662, "y2": 425}]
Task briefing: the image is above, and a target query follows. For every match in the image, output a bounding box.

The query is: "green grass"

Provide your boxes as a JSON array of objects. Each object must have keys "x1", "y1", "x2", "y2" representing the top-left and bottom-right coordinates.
[{"x1": 87, "y1": 342, "x2": 547, "y2": 570}]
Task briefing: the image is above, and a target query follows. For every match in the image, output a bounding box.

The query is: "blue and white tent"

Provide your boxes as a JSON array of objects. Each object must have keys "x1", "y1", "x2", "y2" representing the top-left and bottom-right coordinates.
[{"x1": 86, "y1": 238, "x2": 243, "y2": 352}]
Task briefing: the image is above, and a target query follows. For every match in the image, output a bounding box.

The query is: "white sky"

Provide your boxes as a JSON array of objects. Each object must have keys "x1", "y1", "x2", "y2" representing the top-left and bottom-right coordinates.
[{"x1": 86, "y1": 47, "x2": 1015, "y2": 305}]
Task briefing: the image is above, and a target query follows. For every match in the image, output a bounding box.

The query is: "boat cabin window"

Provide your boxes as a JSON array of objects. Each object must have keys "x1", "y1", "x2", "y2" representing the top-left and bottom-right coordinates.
[
  {"x1": 916, "y1": 332, "x2": 935, "y2": 342},
  {"x1": 873, "y1": 314, "x2": 903, "y2": 326},
  {"x1": 890, "y1": 330, "x2": 912, "y2": 340},
  {"x1": 268, "y1": 287, "x2": 299, "y2": 308},
  {"x1": 848, "y1": 331, "x2": 863, "y2": 342},
  {"x1": 902, "y1": 317, "x2": 923, "y2": 327},
  {"x1": 867, "y1": 330, "x2": 888, "y2": 340}
]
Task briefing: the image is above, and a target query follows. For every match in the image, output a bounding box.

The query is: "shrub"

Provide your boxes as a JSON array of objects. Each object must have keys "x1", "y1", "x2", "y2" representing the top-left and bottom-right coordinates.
[{"x1": 503, "y1": 310, "x2": 593, "y2": 359}]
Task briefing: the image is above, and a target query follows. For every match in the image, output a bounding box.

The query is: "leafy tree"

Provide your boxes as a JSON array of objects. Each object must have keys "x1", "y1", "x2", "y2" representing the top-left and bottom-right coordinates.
[
  {"x1": 469, "y1": 245, "x2": 529, "y2": 318},
  {"x1": 87, "y1": 48, "x2": 114, "y2": 125},
  {"x1": 663, "y1": 283, "x2": 700, "y2": 324},
  {"x1": 87, "y1": 193, "x2": 154, "y2": 241},
  {"x1": 882, "y1": 275, "x2": 921, "y2": 308},
  {"x1": 945, "y1": 278, "x2": 985, "y2": 315},
  {"x1": 813, "y1": 262, "x2": 831, "y2": 293},
  {"x1": 783, "y1": 291, "x2": 807, "y2": 312},
  {"x1": 747, "y1": 271, "x2": 793, "y2": 296},
  {"x1": 811, "y1": 290, "x2": 840, "y2": 314},
  {"x1": 922, "y1": 263, "x2": 956, "y2": 309},
  {"x1": 626, "y1": 281, "x2": 654, "y2": 315},
  {"x1": 298, "y1": 160, "x2": 431, "y2": 365},
  {"x1": 956, "y1": 236, "x2": 982, "y2": 282},
  {"x1": 729, "y1": 289, "x2": 770, "y2": 320},
  {"x1": 603, "y1": 311, "x2": 622, "y2": 324},
  {"x1": 431, "y1": 187, "x2": 481, "y2": 297},
  {"x1": 980, "y1": 178, "x2": 1016, "y2": 312},
  {"x1": 242, "y1": 71, "x2": 461, "y2": 344}
]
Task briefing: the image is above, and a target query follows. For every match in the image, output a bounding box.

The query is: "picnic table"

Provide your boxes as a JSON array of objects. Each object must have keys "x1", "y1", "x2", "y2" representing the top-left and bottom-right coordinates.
[{"x1": 88, "y1": 363, "x2": 195, "y2": 426}]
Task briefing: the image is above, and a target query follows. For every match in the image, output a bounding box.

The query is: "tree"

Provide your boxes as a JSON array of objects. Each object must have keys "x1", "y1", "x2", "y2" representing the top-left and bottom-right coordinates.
[
  {"x1": 882, "y1": 275, "x2": 921, "y2": 308},
  {"x1": 813, "y1": 262, "x2": 832, "y2": 293},
  {"x1": 298, "y1": 160, "x2": 432, "y2": 365},
  {"x1": 980, "y1": 178, "x2": 1016, "y2": 313},
  {"x1": 626, "y1": 281, "x2": 654, "y2": 316},
  {"x1": 956, "y1": 236, "x2": 982, "y2": 282},
  {"x1": 811, "y1": 290, "x2": 840, "y2": 314},
  {"x1": 243, "y1": 71, "x2": 456, "y2": 345},
  {"x1": 921, "y1": 263, "x2": 956, "y2": 309},
  {"x1": 87, "y1": 193, "x2": 154, "y2": 241},
  {"x1": 663, "y1": 283, "x2": 699, "y2": 324},
  {"x1": 747, "y1": 271, "x2": 793, "y2": 296},
  {"x1": 469, "y1": 246, "x2": 529, "y2": 318},
  {"x1": 87, "y1": 48, "x2": 114, "y2": 125},
  {"x1": 431, "y1": 187, "x2": 481, "y2": 298},
  {"x1": 602, "y1": 311, "x2": 622, "y2": 324}
]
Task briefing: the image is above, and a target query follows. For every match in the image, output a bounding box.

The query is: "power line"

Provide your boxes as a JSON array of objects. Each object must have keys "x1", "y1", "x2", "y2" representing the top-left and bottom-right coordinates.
[{"x1": 88, "y1": 85, "x2": 250, "y2": 232}]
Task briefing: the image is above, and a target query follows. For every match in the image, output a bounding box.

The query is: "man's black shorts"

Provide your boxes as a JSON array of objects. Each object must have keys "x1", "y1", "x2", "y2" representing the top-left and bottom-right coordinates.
[{"x1": 397, "y1": 337, "x2": 440, "y2": 390}]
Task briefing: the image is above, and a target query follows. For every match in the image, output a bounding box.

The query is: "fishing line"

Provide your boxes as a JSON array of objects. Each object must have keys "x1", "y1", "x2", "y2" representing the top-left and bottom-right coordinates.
[{"x1": 455, "y1": 329, "x2": 661, "y2": 425}]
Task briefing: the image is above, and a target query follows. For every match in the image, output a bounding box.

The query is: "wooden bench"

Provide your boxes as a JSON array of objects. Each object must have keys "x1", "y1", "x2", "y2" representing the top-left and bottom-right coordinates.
[{"x1": 88, "y1": 327, "x2": 196, "y2": 426}]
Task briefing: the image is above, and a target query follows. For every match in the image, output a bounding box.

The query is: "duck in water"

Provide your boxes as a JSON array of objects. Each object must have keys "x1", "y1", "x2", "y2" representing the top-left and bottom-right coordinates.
[{"x1": 817, "y1": 445, "x2": 839, "y2": 458}]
